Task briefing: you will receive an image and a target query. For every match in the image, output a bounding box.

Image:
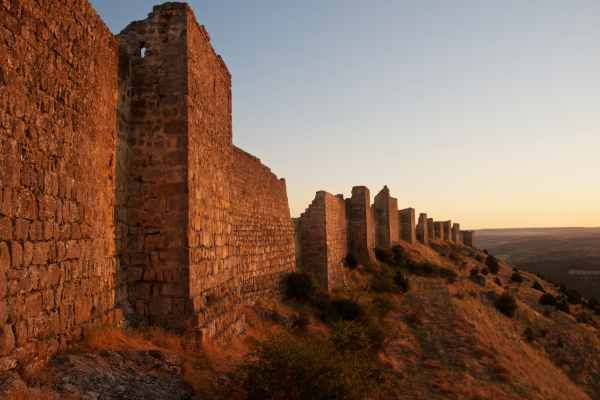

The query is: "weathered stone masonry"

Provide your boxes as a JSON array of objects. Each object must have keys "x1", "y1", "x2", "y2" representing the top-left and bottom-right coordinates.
[
  {"x1": 297, "y1": 185, "x2": 473, "y2": 291},
  {"x1": 0, "y1": 0, "x2": 295, "y2": 370},
  {"x1": 1, "y1": 0, "x2": 122, "y2": 370}
]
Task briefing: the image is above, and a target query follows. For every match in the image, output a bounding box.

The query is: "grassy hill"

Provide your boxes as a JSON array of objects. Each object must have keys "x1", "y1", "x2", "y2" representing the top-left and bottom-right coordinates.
[{"x1": 2, "y1": 240, "x2": 599, "y2": 400}]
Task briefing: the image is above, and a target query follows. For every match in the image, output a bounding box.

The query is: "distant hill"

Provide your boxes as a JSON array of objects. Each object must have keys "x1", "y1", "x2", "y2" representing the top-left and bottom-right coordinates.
[{"x1": 476, "y1": 227, "x2": 600, "y2": 300}]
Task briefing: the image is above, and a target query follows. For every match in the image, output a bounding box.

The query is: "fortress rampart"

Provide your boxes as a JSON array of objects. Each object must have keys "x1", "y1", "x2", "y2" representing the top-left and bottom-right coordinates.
[
  {"x1": 0, "y1": 1, "x2": 295, "y2": 370},
  {"x1": 0, "y1": 0, "x2": 478, "y2": 372},
  {"x1": 296, "y1": 186, "x2": 473, "y2": 291}
]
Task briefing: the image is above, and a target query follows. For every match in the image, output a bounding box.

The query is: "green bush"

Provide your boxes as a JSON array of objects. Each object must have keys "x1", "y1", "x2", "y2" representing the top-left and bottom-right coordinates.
[
  {"x1": 375, "y1": 247, "x2": 395, "y2": 264},
  {"x1": 485, "y1": 255, "x2": 500, "y2": 274},
  {"x1": 315, "y1": 296, "x2": 364, "y2": 324},
  {"x1": 495, "y1": 293, "x2": 518, "y2": 318},
  {"x1": 539, "y1": 293, "x2": 557, "y2": 306},
  {"x1": 234, "y1": 334, "x2": 394, "y2": 400},
  {"x1": 345, "y1": 253, "x2": 358, "y2": 269},
  {"x1": 531, "y1": 281, "x2": 545, "y2": 292},
  {"x1": 282, "y1": 272, "x2": 314, "y2": 301},
  {"x1": 556, "y1": 298, "x2": 570, "y2": 313},
  {"x1": 510, "y1": 272, "x2": 524, "y2": 283},
  {"x1": 372, "y1": 296, "x2": 394, "y2": 318},
  {"x1": 565, "y1": 288, "x2": 582, "y2": 305},
  {"x1": 393, "y1": 272, "x2": 410, "y2": 292}
]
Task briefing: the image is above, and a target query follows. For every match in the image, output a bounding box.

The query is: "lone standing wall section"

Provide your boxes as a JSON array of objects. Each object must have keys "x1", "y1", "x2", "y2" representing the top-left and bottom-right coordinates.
[
  {"x1": 297, "y1": 192, "x2": 347, "y2": 291},
  {"x1": 443, "y1": 221, "x2": 452, "y2": 242},
  {"x1": 417, "y1": 213, "x2": 429, "y2": 245},
  {"x1": 348, "y1": 187, "x2": 375, "y2": 264},
  {"x1": 399, "y1": 208, "x2": 416, "y2": 244},
  {"x1": 0, "y1": 0, "x2": 122, "y2": 369},
  {"x1": 374, "y1": 186, "x2": 399, "y2": 249}
]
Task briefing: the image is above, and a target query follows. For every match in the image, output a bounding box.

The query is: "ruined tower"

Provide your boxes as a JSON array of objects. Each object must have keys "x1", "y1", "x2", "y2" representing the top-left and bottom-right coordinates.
[
  {"x1": 417, "y1": 213, "x2": 429, "y2": 245},
  {"x1": 373, "y1": 186, "x2": 399, "y2": 249},
  {"x1": 348, "y1": 186, "x2": 375, "y2": 264},
  {"x1": 399, "y1": 208, "x2": 416, "y2": 244}
]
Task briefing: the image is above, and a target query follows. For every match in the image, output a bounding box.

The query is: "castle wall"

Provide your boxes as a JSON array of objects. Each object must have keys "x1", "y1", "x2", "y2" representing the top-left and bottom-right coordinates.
[
  {"x1": 399, "y1": 208, "x2": 416, "y2": 244},
  {"x1": 0, "y1": 0, "x2": 121, "y2": 370},
  {"x1": 297, "y1": 192, "x2": 346, "y2": 291},
  {"x1": 462, "y1": 231, "x2": 475, "y2": 247},
  {"x1": 229, "y1": 147, "x2": 295, "y2": 322},
  {"x1": 427, "y1": 218, "x2": 435, "y2": 243},
  {"x1": 443, "y1": 221, "x2": 452, "y2": 242},
  {"x1": 117, "y1": 4, "x2": 191, "y2": 330},
  {"x1": 348, "y1": 187, "x2": 375, "y2": 264},
  {"x1": 451, "y1": 223, "x2": 460, "y2": 243},
  {"x1": 434, "y1": 221, "x2": 444, "y2": 241},
  {"x1": 417, "y1": 213, "x2": 429, "y2": 245},
  {"x1": 373, "y1": 186, "x2": 399, "y2": 249}
]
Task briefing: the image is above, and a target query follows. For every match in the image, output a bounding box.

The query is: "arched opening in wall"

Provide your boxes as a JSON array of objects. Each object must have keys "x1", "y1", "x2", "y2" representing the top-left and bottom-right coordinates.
[{"x1": 139, "y1": 45, "x2": 148, "y2": 58}]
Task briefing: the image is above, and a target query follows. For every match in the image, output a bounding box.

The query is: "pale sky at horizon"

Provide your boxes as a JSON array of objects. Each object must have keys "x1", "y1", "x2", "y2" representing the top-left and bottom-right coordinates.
[{"x1": 90, "y1": 0, "x2": 600, "y2": 229}]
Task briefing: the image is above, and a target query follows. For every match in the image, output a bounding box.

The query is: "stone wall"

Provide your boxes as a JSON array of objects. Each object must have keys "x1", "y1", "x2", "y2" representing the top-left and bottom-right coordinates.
[
  {"x1": 348, "y1": 187, "x2": 375, "y2": 264},
  {"x1": 427, "y1": 218, "x2": 435, "y2": 242},
  {"x1": 229, "y1": 147, "x2": 295, "y2": 327},
  {"x1": 434, "y1": 222, "x2": 444, "y2": 241},
  {"x1": 117, "y1": 3, "x2": 191, "y2": 331},
  {"x1": 417, "y1": 213, "x2": 429, "y2": 245},
  {"x1": 373, "y1": 186, "x2": 399, "y2": 249},
  {"x1": 116, "y1": 3, "x2": 295, "y2": 339},
  {"x1": 443, "y1": 221, "x2": 452, "y2": 242},
  {"x1": 399, "y1": 208, "x2": 416, "y2": 244},
  {"x1": 462, "y1": 231, "x2": 475, "y2": 247},
  {"x1": 0, "y1": 0, "x2": 122, "y2": 371},
  {"x1": 297, "y1": 192, "x2": 347, "y2": 291},
  {"x1": 451, "y1": 223, "x2": 460, "y2": 243}
]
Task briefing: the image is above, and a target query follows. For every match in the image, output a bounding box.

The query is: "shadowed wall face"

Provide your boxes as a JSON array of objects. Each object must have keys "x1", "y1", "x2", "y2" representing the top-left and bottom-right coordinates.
[
  {"x1": 0, "y1": 0, "x2": 122, "y2": 368},
  {"x1": 399, "y1": 208, "x2": 416, "y2": 244},
  {"x1": 443, "y1": 221, "x2": 452, "y2": 243},
  {"x1": 374, "y1": 186, "x2": 399, "y2": 249},
  {"x1": 348, "y1": 186, "x2": 375, "y2": 264},
  {"x1": 417, "y1": 213, "x2": 429, "y2": 245},
  {"x1": 452, "y1": 223, "x2": 460, "y2": 243}
]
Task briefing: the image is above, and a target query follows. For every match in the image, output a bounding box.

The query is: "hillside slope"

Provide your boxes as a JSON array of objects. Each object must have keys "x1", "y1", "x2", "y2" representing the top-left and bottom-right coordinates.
[{"x1": 1, "y1": 241, "x2": 599, "y2": 400}]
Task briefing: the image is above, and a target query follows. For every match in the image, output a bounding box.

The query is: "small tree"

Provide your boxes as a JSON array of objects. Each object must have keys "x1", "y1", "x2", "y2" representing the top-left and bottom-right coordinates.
[
  {"x1": 495, "y1": 293, "x2": 518, "y2": 318},
  {"x1": 485, "y1": 255, "x2": 500, "y2": 274}
]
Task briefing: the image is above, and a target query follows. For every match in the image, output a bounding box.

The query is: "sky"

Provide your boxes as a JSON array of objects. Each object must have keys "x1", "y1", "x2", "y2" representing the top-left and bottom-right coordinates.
[{"x1": 90, "y1": 0, "x2": 600, "y2": 229}]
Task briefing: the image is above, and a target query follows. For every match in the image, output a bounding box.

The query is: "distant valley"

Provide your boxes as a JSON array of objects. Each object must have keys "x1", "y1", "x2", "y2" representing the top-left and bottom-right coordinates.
[{"x1": 476, "y1": 227, "x2": 600, "y2": 300}]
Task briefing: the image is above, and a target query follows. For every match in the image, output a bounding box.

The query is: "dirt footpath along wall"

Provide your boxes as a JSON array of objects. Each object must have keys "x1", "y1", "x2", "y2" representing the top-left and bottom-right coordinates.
[{"x1": 0, "y1": 0, "x2": 122, "y2": 371}]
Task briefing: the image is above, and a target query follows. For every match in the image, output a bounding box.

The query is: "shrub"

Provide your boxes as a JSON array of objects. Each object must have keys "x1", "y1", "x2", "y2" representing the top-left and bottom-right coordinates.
[
  {"x1": 576, "y1": 312, "x2": 594, "y2": 325},
  {"x1": 539, "y1": 293, "x2": 557, "y2": 306},
  {"x1": 470, "y1": 268, "x2": 480, "y2": 277},
  {"x1": 483, "y1": 249, "x2": 489, "y2": 255},
  {"x1": 233, "y1": 333, "x2": 397, "y2": 400},
  {"x1": 375, "y1": 247, "x2": 394, "y2": 265},
  {"x1": 510, "y1": 272, "x2": 524, "y2": 283},
  {"x1": 290, "y1": 312, "x2": 310, "y2": 332},
  {"x1": 370, "y1": 272, "x2": 398, "y2": 293},
  {"x1": 556, "y1": 298, "x2": 570, "y2": 314},
  {"x1": 393, "y1": 272, "x2": 410, "y2": 292},
  {"x1": 531, "y1": 281, "x2": 545, "y2": 292},
  {"x1": 330, "y1": 321, "x2": 384, "y2": 353},
  {"x1": 565, "y1": 288, "x2": 582, "y2": 305},
  {"x1": 481, "y1": 268, "x2": 490, "y2": 276},
  {"x1": 345, "y1": 253, "x2": 358, "y2": 269},
  {"x1": 493, "y1": 277, "x2": 502, "y2": 286},
  {"x1": 495, "y1": 293, "x2": 518, "y2": 318},
  {"x1": 475, "y1": 254, "x2": 485, "y2": 262},
  {"x1": 316, "y1": 297, "x2": 364, "y2": 324},
  {"x1": 485, "y1": 255, "x2": 500, "y2": 274},
  {"x1": 372, "y1": 296, "x2": 394, "y2": 318},
  {"x1": 282, "y1": 272, "x2": 314, "y2": 301},
  {"x1": 524, "y1": 327, "x2": 535, "y2": 342}
]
